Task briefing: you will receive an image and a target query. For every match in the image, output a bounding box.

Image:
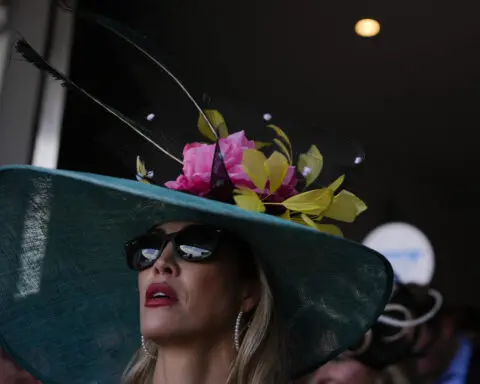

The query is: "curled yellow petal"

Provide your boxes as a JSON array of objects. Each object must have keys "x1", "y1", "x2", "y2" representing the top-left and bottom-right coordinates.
[
  {"x1": 208, "y1": 110, "x2": 228, "y2": 138},
  {"x1": 234, "y1": 192, "x2": 266, "y2": 213},
  {"x1": 324, "y1": 190, "x2": 368, "y2": 223},
  {"x1": 234, "y1": 187, "x2": 256, "y2": 196},
  {"x1": 136, "y1": 156, "x2": 153, "y2": 184},
  {"x1": 265, "y1": 151, "x2": 289, "y2": 193},
  {"x1": 136, "y1": 156, "x2": 147, "y2": 176},
  {"x1": 288, "y1": 212, "x2": 343, "y2": 237},
  {"x1": 269, "y1": 124, "x2": 293, "y2": 162},
  {"x1": 273, "y1": 138, "x2": 292, "y2": 164},
  {"x1": 298, "y1": 146, "x2": 324, "y2": 188},
  {"x1": 313, "y1": 215, "x2": 324, "y2": 223},
  {"x1": 268, "y1": 124, "x2": 292, "y2": 151},
  {"x1": 280, "y1": 209, "x2": 291, "y2": 220},
  {"x1": 280, "y1": 188, "x2": 333, "y2": 214},
  {"x1": 308, "y1": 144, "x2": 322, "y2": 159},
  {"x1": 328, "y1": 175, "x2": 345, "y2": 192},
  {"x1": 197, "y1": 110, "x2": 229, "y2": 141},
  {"x1": 301, "y1": 214, "x2": 317, "y2": 229},
  {"x1": 306, "y1": 145, "x2": 323, "y2": 161},
  {"x1": 255, "y1": 141, "x2": 272, "y2": 150},
  {"x1": 290, "y1": 215, "x2": 305, "y2": 225},
  {"x1": 242, "y1": 149, "x2": 268, "y2": 191},
  {"x1": 316, "y1": 224, "x2": 344, "y2": 237}
]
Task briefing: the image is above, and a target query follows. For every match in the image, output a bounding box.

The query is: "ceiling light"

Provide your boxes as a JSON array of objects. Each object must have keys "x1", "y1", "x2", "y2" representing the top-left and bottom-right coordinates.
[{"x1": 355, "y1": 19, "x2": 380, "y2": 38}]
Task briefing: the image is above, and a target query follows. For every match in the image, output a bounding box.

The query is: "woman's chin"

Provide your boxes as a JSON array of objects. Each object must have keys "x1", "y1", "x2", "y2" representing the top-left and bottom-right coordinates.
[
  {"x1": 141, "y1": 318, "x2": 185, "y2": 342},
  {"x1": 142, "y1": 324, "x2": 172, "y2": 339}
]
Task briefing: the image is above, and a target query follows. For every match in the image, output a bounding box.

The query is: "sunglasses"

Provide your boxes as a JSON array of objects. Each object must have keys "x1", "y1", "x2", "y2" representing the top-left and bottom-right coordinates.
[{"x1": 125, "y1": 224, "x2": 223, "y2": 271}]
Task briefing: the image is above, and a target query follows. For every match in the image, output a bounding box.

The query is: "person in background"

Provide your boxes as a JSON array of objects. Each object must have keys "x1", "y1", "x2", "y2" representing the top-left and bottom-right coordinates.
[
  {"x1": 308, "y1": 282, "x2": 443, "y2": 384},
  {"x1": 410, "y1": 306, "x2": 480, "y2": 384},
  {"x1": 307, "y1": 357, "x2": 401, "y2": 384},
  {"x1": 0, "y1": 348, "x2": 42, "y2": 384}
]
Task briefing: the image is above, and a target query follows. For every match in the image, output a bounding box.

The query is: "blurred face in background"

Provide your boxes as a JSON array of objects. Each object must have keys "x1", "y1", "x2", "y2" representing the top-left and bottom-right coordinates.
[
  {"x1": 309, "y1": 358, "x2": 380, "y2": 384},
  {"x1": 408, "y1": 316, "x2": 460, "y2": 383},
  {"x1": 310, "y1": 318, "x2": 460, "y2": 384},
  {"x1": 0, "y1": 349, "x2": 42, "y2": 384}
]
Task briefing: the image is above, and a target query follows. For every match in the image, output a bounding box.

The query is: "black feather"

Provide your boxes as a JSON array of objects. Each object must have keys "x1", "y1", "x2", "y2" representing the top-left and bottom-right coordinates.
[
  {"x1": 15, "y1": 38, "x2": 182, "y2": 164},
  {"x1": 79, "y1": 12, "x2": 219, "y2": 141},
  {"x1": 16, "y1": 39, "x2": 71, "y2": 87}
]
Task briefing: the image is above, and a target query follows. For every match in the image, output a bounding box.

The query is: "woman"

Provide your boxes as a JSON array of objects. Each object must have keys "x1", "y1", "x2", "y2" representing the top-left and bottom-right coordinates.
[
  {"x1": 123, "y1": 221, "x2": 283, "y2": 383},
  {"x1": 0, "y1": 14, "x2": 393, "y2": 384}
]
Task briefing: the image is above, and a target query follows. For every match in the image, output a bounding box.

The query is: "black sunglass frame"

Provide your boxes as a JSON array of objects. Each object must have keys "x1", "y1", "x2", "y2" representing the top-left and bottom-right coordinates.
[{"x1": 124, "y1": 224, "x2": 223, "y2": 270}]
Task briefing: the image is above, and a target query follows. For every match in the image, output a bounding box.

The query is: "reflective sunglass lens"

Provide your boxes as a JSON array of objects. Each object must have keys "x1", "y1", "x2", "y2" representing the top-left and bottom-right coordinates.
[
  {"x1": 175, "y1": 226, "x2": 219, "y2": 261},
  {"x1": 177, "y1": 244, "x2": 213, "y2": 260}
]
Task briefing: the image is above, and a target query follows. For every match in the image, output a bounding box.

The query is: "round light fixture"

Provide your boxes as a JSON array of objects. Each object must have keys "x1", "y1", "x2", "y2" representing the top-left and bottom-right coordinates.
[
  {"x1": 355, "y1": 18, "x2": 381, "y2": 38},
  {"x1": 363, "y1": 222, "x2": 435, "y2": 285}
]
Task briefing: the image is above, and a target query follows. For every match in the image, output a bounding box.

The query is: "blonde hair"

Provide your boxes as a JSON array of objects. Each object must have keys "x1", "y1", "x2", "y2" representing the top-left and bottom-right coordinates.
[{"x1": 122, "y1": 262, "x2": 288, "y2": 384}]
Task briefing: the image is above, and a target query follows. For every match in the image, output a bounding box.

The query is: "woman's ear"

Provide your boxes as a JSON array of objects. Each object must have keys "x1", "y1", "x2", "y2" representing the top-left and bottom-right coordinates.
[{"x1": 240, "y1": 279, "x2": 261, "y2": 313}]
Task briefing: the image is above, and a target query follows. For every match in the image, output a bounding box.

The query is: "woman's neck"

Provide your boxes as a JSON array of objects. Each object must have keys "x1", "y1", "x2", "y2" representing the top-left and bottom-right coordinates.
[{"x1": 152, "y1": 337, "x2": 235, "y2": 384}]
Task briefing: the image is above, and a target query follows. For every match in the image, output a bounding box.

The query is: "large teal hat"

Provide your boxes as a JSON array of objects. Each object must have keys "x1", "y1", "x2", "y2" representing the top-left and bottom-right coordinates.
[
  {"x1": 0, "y1": 13, "x2": 393, "y2": 384},
  {"x1": 0, "y1": 165, "x2": 392, "y2": 383}
]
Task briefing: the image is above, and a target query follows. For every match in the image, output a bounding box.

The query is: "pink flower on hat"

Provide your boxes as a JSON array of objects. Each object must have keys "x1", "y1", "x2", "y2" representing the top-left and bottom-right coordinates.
[{"x1": 165, "y1": 131, "x2": 297, "y2": 200}]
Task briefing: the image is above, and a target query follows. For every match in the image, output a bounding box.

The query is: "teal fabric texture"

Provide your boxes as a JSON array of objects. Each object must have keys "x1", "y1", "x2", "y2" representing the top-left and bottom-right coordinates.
[{"x1": 0, "y1": 165, "x2": 393, "y2": 383}]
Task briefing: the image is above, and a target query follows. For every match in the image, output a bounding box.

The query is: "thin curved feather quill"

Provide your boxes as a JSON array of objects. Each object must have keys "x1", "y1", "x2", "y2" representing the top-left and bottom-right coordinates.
[
  {"x1": 79, "y1": 12, "x2": 219, "y2": 141},
  {"x1": 15, "y1": 37, "x2": 183, "y2": 165}
]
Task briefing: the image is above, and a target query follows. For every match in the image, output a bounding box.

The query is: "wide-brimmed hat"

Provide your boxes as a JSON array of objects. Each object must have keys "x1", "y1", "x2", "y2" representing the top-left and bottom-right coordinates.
[{"x1": 0, "y1": 14, "x2": 393, "y2": 384}]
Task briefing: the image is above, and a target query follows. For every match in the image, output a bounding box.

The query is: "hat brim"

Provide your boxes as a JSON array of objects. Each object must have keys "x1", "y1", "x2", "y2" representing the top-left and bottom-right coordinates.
[{"x1": 0, "y1": 166, "x2": 393, "y2": 383}]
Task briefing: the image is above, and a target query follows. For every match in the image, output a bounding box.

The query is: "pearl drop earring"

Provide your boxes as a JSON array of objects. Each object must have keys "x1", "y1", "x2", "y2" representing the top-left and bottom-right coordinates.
[
  {"x1": 141, "y1": 335, "x2": 156, "y2": 359},
  {"x1": 234, "y1": 311, "x2": 244, "y2": 351}
]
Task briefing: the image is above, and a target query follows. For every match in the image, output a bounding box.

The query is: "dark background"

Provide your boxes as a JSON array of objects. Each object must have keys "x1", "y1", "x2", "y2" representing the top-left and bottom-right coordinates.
[{"x1": 58, "y1": 0, "x2": 480, "y2": 309}]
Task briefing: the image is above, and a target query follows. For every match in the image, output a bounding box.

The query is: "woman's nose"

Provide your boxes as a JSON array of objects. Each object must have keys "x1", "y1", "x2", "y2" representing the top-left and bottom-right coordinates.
[{"x1": 152, "y1": 241, "x2": 179, "y2": 276}]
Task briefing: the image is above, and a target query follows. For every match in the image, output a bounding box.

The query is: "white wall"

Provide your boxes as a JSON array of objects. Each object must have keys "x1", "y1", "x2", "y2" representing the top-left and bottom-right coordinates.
[
  {"x1": 0, "y1": 0, "x2": 75, "y2": 168},
  {"x1": 0, "y1": 5, "x2": 10, "y2": 92}
]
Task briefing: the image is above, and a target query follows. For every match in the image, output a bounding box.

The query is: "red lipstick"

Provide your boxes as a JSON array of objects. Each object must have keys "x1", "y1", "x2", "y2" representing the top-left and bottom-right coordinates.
[{"x1": 145, "y1": 282, "x2": 178, "y2": 307}]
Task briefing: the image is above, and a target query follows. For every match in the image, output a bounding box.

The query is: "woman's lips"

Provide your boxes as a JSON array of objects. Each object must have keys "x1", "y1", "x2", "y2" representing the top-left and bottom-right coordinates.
[{"x1": 145, "y1": 282, "x2": 178, "y2": 307}]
